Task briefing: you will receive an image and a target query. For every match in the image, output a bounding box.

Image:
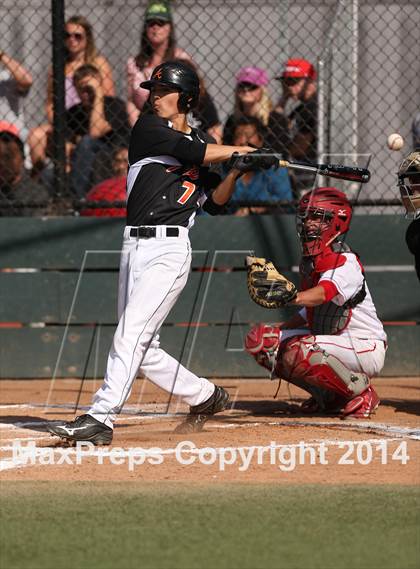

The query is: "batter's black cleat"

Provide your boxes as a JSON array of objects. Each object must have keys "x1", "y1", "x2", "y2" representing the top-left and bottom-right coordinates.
[
  {"x1": 48, "y1": 414, "x2": 113, "y2": 446},
  {"x1": 190, "y1": 385, "x2": 230, "y2": 415},
  {"x1": 174, "y1": 386, "x2": 230, "y2": 434}
]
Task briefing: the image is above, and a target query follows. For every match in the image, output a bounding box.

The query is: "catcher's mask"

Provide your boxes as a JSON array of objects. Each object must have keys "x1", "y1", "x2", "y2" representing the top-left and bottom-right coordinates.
[
  {"x1": 398, "y1": 151, "x2": 420, "y2": 219},
  {"x1": 140, "y1": 61, "x2": 200, "y2": 111},
  {"x1": 297, "y1": 187, "x2": 352, "y2": 256}
]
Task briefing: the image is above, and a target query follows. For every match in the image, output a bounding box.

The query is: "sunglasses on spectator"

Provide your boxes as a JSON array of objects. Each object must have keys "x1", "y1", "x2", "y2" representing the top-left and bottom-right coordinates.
[
  {"x1": 237, "y1": 82, "x2": 260, "y2": 92},
  {"x1": 282, "y1": 77, "x2": 303, "y2": 86},
  {"x1": 147, "y1": 19, "x2": 168, "y2": 27},
  {"x1": 65, "y1": 32, "x2": 85, "y2": 41}
]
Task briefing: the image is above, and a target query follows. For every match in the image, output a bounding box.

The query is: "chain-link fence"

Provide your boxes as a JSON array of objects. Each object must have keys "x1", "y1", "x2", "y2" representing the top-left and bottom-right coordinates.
[{"x1": 0, "y1": 0, "x2": 419, "y2": 216}]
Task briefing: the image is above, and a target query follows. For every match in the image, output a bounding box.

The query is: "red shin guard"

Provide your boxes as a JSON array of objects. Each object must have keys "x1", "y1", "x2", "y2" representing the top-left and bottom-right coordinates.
[{"x1": 277, "y1": 335, "x2": 367, "y2": 399}]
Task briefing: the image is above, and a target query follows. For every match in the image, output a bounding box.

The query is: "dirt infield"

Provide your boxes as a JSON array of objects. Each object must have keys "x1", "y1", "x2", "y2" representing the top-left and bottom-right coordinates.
[{"x1": 0, "y1": 377, "x2": 419, "y2": 484}]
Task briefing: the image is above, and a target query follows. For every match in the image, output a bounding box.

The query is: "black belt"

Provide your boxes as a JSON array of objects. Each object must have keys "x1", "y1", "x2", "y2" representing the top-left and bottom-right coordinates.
[{"x1": 129, "y1": 226, "x2": 179, "y2": 238}]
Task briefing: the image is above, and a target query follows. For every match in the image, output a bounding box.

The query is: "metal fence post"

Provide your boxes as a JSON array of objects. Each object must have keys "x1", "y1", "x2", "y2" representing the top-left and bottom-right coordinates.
[{"x1": 51, "y1": 0, "x2": 66, "y2": 198}]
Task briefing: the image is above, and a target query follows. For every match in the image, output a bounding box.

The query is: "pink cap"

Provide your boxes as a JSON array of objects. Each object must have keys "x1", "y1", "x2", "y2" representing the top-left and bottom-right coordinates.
[
  {"x1": 236, "y1": 67, "x2": 269, "y2": 87},
  {"x1": 0, "y1": 121, "x2": 20, "y2": 137}
]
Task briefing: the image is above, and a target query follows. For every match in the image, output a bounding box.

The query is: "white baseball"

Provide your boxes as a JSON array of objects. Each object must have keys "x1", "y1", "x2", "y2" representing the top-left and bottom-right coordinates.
[{"x1": 387, "y1": 133, "x2": 404, "y2": 151}]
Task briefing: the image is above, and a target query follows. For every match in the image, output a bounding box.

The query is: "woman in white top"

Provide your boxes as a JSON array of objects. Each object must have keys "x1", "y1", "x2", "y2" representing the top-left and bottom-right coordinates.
[{"x1": 28, "y1": 15, "x2": 115, "y2": 172}]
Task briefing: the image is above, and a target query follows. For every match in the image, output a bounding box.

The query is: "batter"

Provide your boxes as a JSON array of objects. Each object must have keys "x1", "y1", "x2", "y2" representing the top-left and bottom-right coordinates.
[{"x1": 48, "y1": 61, "x2": 278, "y2": 444}]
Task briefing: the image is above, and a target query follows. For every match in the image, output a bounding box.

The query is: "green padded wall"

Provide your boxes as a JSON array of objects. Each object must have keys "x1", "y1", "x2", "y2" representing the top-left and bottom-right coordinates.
[{"x1": 0, "y1": 216, "x2": 418, "y2": 378}]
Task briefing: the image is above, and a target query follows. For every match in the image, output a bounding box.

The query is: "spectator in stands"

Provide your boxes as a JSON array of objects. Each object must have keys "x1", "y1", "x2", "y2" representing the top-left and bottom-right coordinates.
[
  {"x1": 0, "y1": 130, "x2": 49, "y2": 216},
  {"x1": 272, "y1": 59, "x2": 317, "y2": 157},
  {"x1": 126, "y1": 0, "x2": 192, "y2": 125},
  {"x1": 172, "y1": 58, "x2": 222, "y2": 144},
  {"x1": 223, "y1": 67, "x2": 273, "y2": 145},
  {"x1": 0, "y1": 122, "x2": 20, "y2": 137},
  {"x1": 412, "y1": 111, "x2": 420, "y2": 149},
  {"x1": 28, "y1": 15, "x2": 115, "y2": 175},
  {"x1": 81, "y1": 146, "x2": 128, "y2": 217},
  {"x1": 225, "y1": 117, "x2": 292, "y2": 216},
  {"x1": 65, "y1": 64, "x2": 130, "y2": 198},
  {"x1": 270, "y1": 58, "x2": 318, "y2": 192},
  {"x1": 0, "y1": 50, "x2": 33, "y2": 140}
]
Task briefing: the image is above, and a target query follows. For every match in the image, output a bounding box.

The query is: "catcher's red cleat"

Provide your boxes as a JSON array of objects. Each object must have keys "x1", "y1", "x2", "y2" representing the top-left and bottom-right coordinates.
[{"x1": 341, "y1": 386, "x2": 380, "y2": 419}]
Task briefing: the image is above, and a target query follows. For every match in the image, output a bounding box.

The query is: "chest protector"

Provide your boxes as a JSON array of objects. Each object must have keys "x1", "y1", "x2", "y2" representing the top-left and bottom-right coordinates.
[{"x1": 300, "y1": 242, "x2": 366, "y2": 335}]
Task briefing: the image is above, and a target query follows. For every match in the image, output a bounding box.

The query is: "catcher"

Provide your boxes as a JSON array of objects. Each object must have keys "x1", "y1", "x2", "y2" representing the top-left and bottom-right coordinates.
[
  {"x1": 245, "y1": 187, "x2": 387, "y2": 418},
  {"x1": 398, "y1": 150, "x2": 420, "y2": 281}
]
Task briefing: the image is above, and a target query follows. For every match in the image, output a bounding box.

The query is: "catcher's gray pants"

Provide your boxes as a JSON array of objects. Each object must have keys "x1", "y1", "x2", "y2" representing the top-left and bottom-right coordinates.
[{"x1": 89, "y1": 226, "x2": 215, "y2": 428}]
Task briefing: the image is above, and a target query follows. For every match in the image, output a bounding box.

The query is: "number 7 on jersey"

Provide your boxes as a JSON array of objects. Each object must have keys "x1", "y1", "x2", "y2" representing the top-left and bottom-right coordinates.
[{"x1": 177, "y1": 181, "x2": 196, "y2": 205}]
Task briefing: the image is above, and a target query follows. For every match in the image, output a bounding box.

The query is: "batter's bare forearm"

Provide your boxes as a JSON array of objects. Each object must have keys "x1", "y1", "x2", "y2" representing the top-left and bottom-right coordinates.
[{"x1": 203, "y1": 144, "x2": 254, "y2": 165}]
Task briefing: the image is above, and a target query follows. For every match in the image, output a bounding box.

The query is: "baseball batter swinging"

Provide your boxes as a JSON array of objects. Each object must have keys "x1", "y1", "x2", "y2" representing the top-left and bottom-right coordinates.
[
  {"x1": 245, "y1": 187, "x2": 387, "y2": 417},
  {"x1": 48, "y1": 61, "x2": 278, "y2": 444}
]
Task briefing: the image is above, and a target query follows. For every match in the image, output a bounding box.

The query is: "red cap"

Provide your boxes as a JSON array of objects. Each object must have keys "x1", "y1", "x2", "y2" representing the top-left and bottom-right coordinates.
[
  {"x1": 279, "y1": 58, "x2": 316, "y2": 80},
  {"x1": 0, "y1": 121, "x2": 20, "y2": 137}
]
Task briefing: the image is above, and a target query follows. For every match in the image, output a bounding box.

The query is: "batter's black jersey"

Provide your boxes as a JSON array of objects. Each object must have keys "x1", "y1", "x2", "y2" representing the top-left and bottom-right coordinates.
[{"x1": 127, "y1": 113, "x2": 223, "y2": 227}]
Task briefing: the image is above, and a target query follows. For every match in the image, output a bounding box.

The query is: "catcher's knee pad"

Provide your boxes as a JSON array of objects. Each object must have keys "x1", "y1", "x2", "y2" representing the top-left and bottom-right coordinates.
[
  {"x1": 245, "y1": 323, "x2": 280, "y2": 373},
  {"x1": 277, "y1": 336, "x2": 370, "y2": 399},
  {"x1": 276, "y1": 335, "x2": 314, "y2": 379}
]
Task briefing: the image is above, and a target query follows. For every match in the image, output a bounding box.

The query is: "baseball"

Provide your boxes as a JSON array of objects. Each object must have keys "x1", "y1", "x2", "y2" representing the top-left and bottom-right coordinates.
[{"x1": 387, "y1": 133, "x2": 404, "y2": 151}]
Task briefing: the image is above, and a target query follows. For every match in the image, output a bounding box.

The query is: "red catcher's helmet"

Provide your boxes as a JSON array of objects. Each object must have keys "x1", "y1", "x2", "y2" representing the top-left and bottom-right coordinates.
[
  {"x1": 279, "y1": 58, "x2": 316, "y2": 80},
  {"x1": 297, "y1": 187, "x2": 352, "y2": 256}
]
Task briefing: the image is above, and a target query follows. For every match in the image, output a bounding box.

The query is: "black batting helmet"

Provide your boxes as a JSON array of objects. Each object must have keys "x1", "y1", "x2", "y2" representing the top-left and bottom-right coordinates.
[{"x1": 140, "y1": 61, "x2": 200, "y2": 111}]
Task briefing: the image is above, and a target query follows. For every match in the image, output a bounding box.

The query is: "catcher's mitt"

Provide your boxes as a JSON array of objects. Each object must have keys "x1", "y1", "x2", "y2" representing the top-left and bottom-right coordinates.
[{"x1": 246, "y1": 255, "x2": 298, "y2": 309}]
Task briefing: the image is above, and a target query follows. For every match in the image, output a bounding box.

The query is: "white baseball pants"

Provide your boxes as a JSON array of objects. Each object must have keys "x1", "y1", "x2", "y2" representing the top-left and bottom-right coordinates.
[
  {"x1": 89, "y1": 226, "x2": 215, "y2": 428},
  {"x1": 279, "y1": 329, "x2": 387, "y2": 377}
]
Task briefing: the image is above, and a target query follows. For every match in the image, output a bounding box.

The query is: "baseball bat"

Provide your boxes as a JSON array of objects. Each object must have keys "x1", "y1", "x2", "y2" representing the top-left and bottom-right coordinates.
[{"x1": 278, "y1": 159, "x2": 371, "y2": 184}]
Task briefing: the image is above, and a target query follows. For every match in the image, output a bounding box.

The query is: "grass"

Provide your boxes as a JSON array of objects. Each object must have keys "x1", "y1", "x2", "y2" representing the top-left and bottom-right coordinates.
[{"x1": 0, "y1": 483, "x2": 419, "y2": 569}]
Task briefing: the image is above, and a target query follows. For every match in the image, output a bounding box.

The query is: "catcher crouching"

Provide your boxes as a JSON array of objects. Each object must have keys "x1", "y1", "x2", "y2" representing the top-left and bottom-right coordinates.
[{"x1": 245, "y1": 187, "x2": 387, "y2": 418}]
